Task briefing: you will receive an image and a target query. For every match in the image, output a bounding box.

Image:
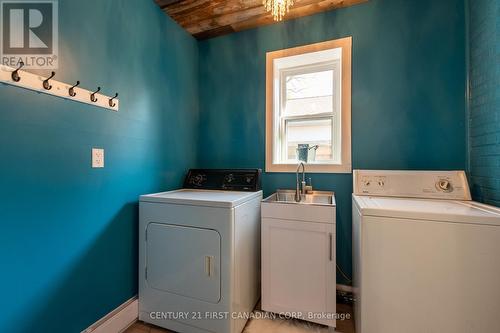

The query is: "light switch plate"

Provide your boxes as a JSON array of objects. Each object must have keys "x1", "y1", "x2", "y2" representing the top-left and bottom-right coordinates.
[{"x1": 92, "y1": 148, "x2": 104, "y2": 168}]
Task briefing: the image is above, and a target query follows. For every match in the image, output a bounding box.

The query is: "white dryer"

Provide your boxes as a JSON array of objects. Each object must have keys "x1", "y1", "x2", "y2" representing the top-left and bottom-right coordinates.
[
  {"x1": 352, "y1": 170, "x2": 500, "y2": 333},
  {"x1": 139, "y1": 169, "x2": 263, "y2": 333}
]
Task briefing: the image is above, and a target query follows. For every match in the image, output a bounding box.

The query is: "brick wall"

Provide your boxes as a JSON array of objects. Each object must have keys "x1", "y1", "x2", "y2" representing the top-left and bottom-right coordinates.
[{"x1": 469, "y1": 0, "x2": 500, "y2": 206}]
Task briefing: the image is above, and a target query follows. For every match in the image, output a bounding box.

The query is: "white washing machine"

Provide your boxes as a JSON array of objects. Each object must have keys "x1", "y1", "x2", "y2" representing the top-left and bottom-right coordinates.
[
  {"x1": 352, "y1": 170, "x2": 500, "y2": 333},
  {"x1": 139, "y1": 169, "x2": 263, "y2": 333}
]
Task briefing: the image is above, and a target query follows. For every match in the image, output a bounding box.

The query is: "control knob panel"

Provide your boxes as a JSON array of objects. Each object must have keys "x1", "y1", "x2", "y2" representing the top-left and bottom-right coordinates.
[
  {"x1": 183, "y1": 169, "x2": 261, "y2": 191},
  {"x1": 353, "y1": 170, "x2": 471, "y2": 200}
]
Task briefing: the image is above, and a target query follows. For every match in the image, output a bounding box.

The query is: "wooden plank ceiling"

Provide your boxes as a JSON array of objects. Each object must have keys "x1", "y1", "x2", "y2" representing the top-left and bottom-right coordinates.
[{"x1": 155, "y1": 0, "x2": 367, "y2": 40}]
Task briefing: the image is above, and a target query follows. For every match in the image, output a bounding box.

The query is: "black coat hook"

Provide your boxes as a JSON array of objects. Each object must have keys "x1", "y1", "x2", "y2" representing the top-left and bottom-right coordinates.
[
  {"x1": 108, "y1": 93, "x2": 118, "y2": 107},
  {"x1": 11, "y1": 61, "x2": 24, "y2": 82},
  {"x1": 69, "y1": 81, "x2": 80, "y2": 97},
  {"x1": 90, "y1": 87, "x2": 101, "y2": 102},
  {"x1": 43, "y1": 71, "x2": 55, "y2": 90}
]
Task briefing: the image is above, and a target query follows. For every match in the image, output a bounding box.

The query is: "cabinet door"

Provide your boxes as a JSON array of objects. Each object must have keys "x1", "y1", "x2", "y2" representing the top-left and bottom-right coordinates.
[
  {"x1": 146, "y1": 223, "x2": 221, "y2": 303},
  {"x1": 262, "y1": 218, "x2": 336, "y2": 327}
]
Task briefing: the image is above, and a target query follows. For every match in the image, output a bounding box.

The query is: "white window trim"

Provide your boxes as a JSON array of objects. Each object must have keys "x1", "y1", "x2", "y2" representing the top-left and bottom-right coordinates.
[{"x1": 266, "y1": 37, "x2": 352, "y2": 173}]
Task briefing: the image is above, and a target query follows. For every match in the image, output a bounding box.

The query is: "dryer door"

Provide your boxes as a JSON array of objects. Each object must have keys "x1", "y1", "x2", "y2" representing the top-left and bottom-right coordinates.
[{"x1": 146, "y1": 223, "x2": 221, "y2": 303}]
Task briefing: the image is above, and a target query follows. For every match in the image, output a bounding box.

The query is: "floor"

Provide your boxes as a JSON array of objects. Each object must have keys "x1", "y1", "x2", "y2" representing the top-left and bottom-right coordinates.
[{"x1": 125, "y1": 303, "x2": 354, "y2": 333}]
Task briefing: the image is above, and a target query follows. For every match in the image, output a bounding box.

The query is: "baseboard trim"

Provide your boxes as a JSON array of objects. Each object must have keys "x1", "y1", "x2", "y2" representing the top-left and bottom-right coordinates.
[
  {"x1": 336, "y1": 284, "x2": 353, "y2": 293},
  {"x1": 81, "y1": 296, "x2": 138, "y2": 333}
]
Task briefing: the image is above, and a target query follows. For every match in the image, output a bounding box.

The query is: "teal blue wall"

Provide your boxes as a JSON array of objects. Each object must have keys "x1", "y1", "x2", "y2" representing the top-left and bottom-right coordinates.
[
  {"x1": 198, "y1": 0, "x2": 467, "y2": 284},
  {"x1": 468, "y1": 0, "x2": 500, "y2": 207},
  {"x1": 0, "y1": 1, "x2": 198, "y2": 332}
]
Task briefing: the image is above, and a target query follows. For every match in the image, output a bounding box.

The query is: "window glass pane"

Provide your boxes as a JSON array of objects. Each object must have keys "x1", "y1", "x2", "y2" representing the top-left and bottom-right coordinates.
[
  {"x1": 285, "y1": 95, "x2": 333, "y2": 116},
  {"x1": 286, "y1": 119, "x2": 333, "y2": 162},
  {"x1": 284, "y1": 70, "x2": 333, "y2": 116},
  {"x1": 286, "y1": 70, "x2": 333, "y2": 99}
]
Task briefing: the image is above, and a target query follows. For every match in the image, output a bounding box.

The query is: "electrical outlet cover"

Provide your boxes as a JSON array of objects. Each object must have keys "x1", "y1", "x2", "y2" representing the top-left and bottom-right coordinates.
[{"x1": 92, "y1": 148, "x2": 104, "y2": 168}]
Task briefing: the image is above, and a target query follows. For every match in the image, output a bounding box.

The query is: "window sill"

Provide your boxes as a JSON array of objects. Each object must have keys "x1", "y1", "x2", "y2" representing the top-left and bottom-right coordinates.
[{"x1": 265, "y1": 163, "x2": 352, "y2": 174}]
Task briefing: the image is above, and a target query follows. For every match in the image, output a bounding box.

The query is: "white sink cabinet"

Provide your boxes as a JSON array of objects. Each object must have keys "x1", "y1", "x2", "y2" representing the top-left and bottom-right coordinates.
[{"x1": 261, "y1": 190, "x2": 336, "y2": 328}]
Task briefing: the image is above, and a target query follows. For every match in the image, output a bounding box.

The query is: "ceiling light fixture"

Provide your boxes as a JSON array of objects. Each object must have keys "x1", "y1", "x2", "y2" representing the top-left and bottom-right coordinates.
[{"x1": 263, "y1": 0, "x2": 294, "y2": 21}]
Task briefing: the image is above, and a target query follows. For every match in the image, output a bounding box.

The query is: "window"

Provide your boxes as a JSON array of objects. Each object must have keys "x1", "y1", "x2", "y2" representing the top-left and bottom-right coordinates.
[{"x1": 266, "y1": 37, "x2": 352, "y2": 173}]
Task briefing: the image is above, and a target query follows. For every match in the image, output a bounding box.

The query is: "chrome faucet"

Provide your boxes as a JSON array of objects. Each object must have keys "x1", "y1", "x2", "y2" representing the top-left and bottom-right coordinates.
[{"x1": 295, "y1": 162, "x2": 306, "y2": 202}]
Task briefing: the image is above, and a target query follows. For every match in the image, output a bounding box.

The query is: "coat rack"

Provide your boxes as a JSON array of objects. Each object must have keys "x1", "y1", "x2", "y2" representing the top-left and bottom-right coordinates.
[{"x1": 0, "y1": 63, "x2": 119, "y2": 111}]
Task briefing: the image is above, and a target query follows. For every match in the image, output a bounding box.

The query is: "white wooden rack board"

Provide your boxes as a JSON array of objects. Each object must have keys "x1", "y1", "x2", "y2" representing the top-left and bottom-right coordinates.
[{"x1": 0, "y1": 65, "x2": 119, "y2": 111}]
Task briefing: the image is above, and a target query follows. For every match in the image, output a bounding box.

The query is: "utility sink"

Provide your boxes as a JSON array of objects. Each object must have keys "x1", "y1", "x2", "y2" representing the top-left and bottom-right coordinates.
[
  {"x1": 261, "y1": 189, "x2": 337, "y2": 328},
  {"x1": 263, "y1": 189, "x2": 335, "y2": 206},
  {"x1": 262, "y1": 189, "x2": 336, "y2": 224}
]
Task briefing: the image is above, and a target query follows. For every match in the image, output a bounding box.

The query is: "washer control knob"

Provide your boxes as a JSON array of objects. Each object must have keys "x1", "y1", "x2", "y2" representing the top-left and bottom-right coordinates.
[{"x1": 437, "y1": 179, "x2": 452, "y2": 192}]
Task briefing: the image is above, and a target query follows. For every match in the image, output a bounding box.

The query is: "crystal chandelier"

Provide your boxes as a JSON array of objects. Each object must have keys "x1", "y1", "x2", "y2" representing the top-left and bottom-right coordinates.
[{"x1": 263, "y1": 0, "x2": 295, "y2": 21}]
